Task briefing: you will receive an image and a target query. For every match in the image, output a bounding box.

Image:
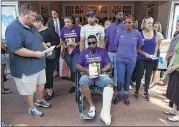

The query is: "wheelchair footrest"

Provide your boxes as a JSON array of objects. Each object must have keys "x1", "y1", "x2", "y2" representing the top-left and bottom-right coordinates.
[{"x1": 80, "y1": 114, "x2": 94, "y2": 120}]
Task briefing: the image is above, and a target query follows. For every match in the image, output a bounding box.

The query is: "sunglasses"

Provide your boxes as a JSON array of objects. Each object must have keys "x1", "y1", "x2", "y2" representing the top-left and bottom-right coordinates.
[{"x1": 88, "y1": 41, "x2": 96, "y2": 45}]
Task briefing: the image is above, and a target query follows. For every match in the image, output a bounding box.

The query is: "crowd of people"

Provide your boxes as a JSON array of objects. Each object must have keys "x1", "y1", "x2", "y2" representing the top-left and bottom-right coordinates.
[{"x1": 1, "y1": 3, "x2": 179, "y2": 125}]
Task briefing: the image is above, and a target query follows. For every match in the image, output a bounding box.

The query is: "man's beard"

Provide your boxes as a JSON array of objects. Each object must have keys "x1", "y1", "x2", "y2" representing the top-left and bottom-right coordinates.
[
  {"x1": 117, "y1": 18, "x2": 123, "y2": 23},
  {"x1": 89, "y1": 21, "x2": 95, "y2": 25},
  {"x1": 89, "y1": 46, "x2": 97, "y2": 54}
]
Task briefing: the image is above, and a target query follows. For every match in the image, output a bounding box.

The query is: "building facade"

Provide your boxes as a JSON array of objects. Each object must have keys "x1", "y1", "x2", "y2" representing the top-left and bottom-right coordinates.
[{"x1": 19, "y1": 1, "x2": 171, "y2": 38}]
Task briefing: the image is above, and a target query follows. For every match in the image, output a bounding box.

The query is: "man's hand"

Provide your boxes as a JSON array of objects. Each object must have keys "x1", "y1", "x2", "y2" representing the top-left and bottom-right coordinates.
[
  {"x1": 35, "y1": 51, "x2": 45, "y2": 58},
  {"x1": 85, "y1": 69, "x2": 89, "y2": 75},
  {"x1": 46, "y1": 42, "x2": 51, "y2": 47}
]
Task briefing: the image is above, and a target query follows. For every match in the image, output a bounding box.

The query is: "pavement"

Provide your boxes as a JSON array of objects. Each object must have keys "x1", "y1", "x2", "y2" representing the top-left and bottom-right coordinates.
[{"x1": 1, "y1": 76, "x2": 179, "y2": 126}]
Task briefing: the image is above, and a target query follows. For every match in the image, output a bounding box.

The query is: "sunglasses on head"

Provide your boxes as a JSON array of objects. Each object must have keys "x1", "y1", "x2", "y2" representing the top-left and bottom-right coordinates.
[{"x1": 88, "y1": 41, "x2": 96, "y2": 45}]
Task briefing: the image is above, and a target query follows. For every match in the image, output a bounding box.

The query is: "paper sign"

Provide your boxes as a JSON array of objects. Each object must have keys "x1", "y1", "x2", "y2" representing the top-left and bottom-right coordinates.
[
  {"x1": 89, "y1": 62, "x2": 100, "y2": 79},
  {"x1": 43, "y1": 46, "x2": 55, "y2": 54}
]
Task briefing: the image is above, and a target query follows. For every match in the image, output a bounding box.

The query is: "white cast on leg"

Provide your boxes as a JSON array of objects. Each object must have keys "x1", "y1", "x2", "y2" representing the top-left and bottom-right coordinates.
[{"x1": 100, "y1": 87, "x2": 114, "y2": 126}]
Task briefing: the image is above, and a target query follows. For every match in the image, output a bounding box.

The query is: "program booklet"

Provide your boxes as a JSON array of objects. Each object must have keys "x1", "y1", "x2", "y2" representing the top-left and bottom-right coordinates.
[{"x1": 89, "y1": 62, "x2": 100, "y2": 79}]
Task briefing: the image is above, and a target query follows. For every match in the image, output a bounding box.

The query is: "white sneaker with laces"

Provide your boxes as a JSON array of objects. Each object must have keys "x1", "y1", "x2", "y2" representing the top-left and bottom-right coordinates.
[
  {"x1": 28, "y1": 107, "x2": 44, "y2": 117},
  {"x1": 87, "y1": 106, "x2": 95, "y2": 118}
]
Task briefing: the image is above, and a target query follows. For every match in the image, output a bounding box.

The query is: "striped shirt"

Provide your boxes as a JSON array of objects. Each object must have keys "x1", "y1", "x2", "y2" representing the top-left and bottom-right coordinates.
[{"x1": 80, "y1": 24, "x2": 105, "y2": 48}]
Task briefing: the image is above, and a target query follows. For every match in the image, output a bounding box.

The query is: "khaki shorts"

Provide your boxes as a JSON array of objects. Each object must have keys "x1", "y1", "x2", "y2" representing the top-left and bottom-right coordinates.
[{"x1": 14, "y1": 69, "x2": 46, "y2": 95}]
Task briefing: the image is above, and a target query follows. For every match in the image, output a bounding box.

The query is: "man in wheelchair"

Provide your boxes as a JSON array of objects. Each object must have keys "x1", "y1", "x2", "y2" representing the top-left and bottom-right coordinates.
[{"x1": 76, "y1": 35, "x2": 114, "y2": 125}]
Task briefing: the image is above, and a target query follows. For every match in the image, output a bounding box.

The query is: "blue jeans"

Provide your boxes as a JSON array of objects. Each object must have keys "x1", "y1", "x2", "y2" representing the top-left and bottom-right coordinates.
[
  {"x1": 79, "y1": 74, "x2": 113, "y2": 87},
  {"x1": 64, "y1": 50, "x2": 80, "y2": 82},
  {"x1": 108, "y1": 52, "x2": 117, "y2": 86},
  {"x1": 116, "y1": 61, "x2": 136, "y2": 98}
]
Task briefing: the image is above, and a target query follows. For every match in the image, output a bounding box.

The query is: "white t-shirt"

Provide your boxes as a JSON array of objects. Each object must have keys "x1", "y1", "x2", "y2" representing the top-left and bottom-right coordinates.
[
  {"x1": 80, "y1": 24, "x2": 105, "y2": 48},
  {"x1": 157, "y1": 32, "x2": 164, "y2": 41}
]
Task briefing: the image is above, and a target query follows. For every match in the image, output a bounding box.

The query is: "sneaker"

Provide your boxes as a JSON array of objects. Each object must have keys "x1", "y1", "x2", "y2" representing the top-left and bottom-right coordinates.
[
  {"x1": 131, "y1": 81, "x2": 136, "y2": 86},
  {"x1": 69, "y1": 86, "x2": 76, "y2": 94},
  {"x1": 113, "y1": 95, "x2": 121, "y2": 104},
  {"x1": 87, "y1": 106, "x2": 96, "y2": 118},
  {"x1": 134, "y1": 92, "x2": 139, "y2": 100},
  {"x1": 124, "y1": 98, "x2": 130, "y2": 106},
  {"x1": 28, "y1": 107, "x2": 44, "y2": 117},
  {"x1": 144, "y1": 93, "x2": 150, "y2": 101},
  {"x1": 129, "y1": 85, "x2": 132, "y2": 90},
  {"x1": 35, "y1": 100, "x2": 51, "y2": 108}
]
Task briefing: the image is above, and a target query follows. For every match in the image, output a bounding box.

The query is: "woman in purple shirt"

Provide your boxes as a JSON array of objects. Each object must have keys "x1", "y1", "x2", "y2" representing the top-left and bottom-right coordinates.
[
  {"x1": 134, "y1": 17, "x2": 159, "y2": 101},
  {"x1": 60, "y1": 14, "x2": 81, "y2": 93},
  {"x1": 113, "y1": 15, "x2": 143, "y2": 105}
]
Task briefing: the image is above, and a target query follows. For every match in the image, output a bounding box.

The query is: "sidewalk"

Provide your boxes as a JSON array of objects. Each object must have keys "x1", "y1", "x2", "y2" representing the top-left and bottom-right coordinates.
[{"x1": 1, "y1": 77, "x2": 178, "y2": 126}]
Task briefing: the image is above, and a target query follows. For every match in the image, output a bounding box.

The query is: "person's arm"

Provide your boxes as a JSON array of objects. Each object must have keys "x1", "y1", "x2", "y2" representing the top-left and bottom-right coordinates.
[
  {"x1": 80, "y1": 36, "x2": 85, "y2": 52},
  {"x1": 99, "y1": 27, "x2": 105, "y2": 49},
  {"x1": 1, "y1": 43, "x2": 8, "y2": 52},
  {"x1": 80, "y1": 26, "x2": 85, "y2": 52},
  {"x1": 76, "y1": 64, "x2": 89, "y2": 74},
  {"x1": 154, "y1": 31, "x2": 159, "y2": 56},
  {"x1": 114, "y1": 31, "x2": 119, "y2": 51},
  {"x1": 101, "y1": 50, "x2": 112, "y2": 73},
  {"x1": 42, "y1": 42, "x2": 48, "y2": 49},
  {"x1": 167, "y1": 64, "x2": 179, "y2": 73},
  {"x1": 75, "y1": 51, "x2": 89, "y2": 74},
  {"x1": 137, "y1": 48, "x2": 150, "y2": 58},
  {"x1": 13, "y1": 48, "x2": 44, "y2": 58},
  {"x1": 101, "y1": 63, "x2": 112, "y2": 73}
]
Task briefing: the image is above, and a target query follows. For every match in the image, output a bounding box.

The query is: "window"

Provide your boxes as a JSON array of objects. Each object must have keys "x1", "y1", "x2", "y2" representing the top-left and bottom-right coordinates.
[
  {"x1": 75, "y1": 6, "x2": 83, "y2": 14},
  {"x1": 65, "y1": 6, "x2": 73, "y2": 14},
  {"x1": 123, "y1": 5, "x2": 132, "y2": 15},
  {"x1": 111, "y1": 5, "x2": 122, "y2": 14},
  {"x1": 98, "y1": 5, "x2": 108, "y2": 15},
  {"x1": 87, "y1": 5, "x2": 97, "y2": 12}
]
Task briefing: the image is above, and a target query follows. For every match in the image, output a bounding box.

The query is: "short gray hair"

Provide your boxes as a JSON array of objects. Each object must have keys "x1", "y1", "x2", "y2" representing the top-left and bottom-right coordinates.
[{"x1": 19, "y1": 4, "x2": 36, "y2": 15}]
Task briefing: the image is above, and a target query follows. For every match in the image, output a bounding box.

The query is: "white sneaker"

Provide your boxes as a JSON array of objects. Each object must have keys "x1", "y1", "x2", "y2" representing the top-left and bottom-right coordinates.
[
  {"x1": 87, "y1": 106, "x2": 95, "y2": 118},
  {"x1": 129, "y1": 85, "x2": 132, "y2": 90},
  {"x1": 28, "y1": 107, "x2": 44, "y2": 117}
]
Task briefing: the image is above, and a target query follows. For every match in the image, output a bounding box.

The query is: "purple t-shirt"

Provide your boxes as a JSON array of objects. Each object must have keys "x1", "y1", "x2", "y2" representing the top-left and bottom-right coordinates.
[
  {"x1": 60, "y1": 25, "x2": 80, "y2": 52},
  {"x1": 77, "y1": 47, "x2": 111, "y2": 69},
  {"x1": 106, "y1": 22, "x2": 125, "y2": 52},
  {"x1": 115, "y1": 29, "x2": 143, "y2": 64}
]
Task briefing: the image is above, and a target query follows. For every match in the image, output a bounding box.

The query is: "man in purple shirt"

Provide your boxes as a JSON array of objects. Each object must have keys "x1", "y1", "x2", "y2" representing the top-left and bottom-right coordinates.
[
  {"x1": 76, "y1": 35, "x2": 114, "y2": 125},
  {"x1": 105, "y1": 10, "x2": 125, "y2": 87}
]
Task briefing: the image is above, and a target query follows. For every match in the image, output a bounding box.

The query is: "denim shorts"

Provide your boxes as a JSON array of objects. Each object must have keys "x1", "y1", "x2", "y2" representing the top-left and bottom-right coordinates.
[{"x1": 79, "y1": 74, "x2": 113, "y2": 87}]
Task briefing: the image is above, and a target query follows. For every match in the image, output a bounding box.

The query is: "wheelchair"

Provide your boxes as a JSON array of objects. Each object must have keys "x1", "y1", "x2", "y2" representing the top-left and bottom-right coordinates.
[{"x1": 75, "y1": 68, "x2": 113, "y2": 119}]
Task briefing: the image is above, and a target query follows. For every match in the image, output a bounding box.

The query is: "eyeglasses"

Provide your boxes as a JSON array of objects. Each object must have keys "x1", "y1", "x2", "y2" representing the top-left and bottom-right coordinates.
[{"x1": 88, "y1": 41, "x2": 96, "y2": 45}]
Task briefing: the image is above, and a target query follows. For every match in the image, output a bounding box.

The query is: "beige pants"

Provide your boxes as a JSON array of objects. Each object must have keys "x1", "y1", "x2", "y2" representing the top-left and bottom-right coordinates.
[{"x1": 14, "y1": 69, "x2": 46, "y2": 95}]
